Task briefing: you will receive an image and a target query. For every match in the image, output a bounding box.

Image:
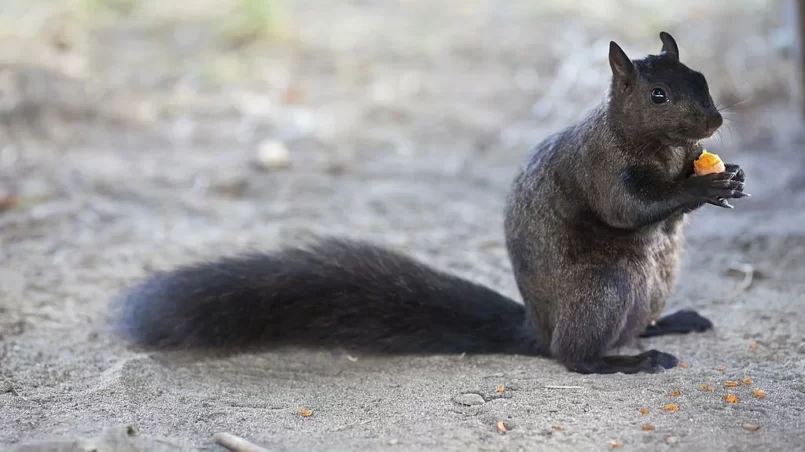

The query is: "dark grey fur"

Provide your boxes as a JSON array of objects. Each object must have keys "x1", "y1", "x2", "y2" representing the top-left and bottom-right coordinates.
[
  {"x1": 110, "y1": 32, "x2": 746, "y2": 374},
  {"x1": 504, "y1": 32, "x2": 744, "y2": 373}
]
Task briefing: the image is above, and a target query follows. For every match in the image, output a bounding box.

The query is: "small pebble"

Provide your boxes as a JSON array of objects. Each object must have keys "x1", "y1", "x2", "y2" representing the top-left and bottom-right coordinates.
[
  {"x1": 210, "y1": 171, "x2": 249, "y2": 196},
  {"x1": 453, "y1": 393, "x2": 485, "y2": 406},
  {"x1": 255, "y1": 139, "x2": 291, "y2": 170},
  {"x1": 742, "y1": 424, "x2": 761, "y2": 431},
  {"x1": 665, "y1": 436, "x2": 679, "y2": 444}
]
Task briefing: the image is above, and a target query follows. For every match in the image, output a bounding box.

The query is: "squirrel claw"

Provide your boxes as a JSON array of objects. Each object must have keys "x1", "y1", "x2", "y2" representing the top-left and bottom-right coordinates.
[{"x1": 707, "y1": 198, "x2": 733, "y2": 209}]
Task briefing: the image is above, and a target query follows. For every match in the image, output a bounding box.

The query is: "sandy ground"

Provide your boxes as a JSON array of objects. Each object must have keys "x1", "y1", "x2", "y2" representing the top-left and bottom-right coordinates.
[{"x1": 2, "y1": 1, "x2": 805, "y2": 451}]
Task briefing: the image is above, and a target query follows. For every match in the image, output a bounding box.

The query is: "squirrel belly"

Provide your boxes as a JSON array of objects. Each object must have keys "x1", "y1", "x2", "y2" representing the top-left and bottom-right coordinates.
[{"x1": 110, "y1": 237, "x2": 544, "y2": 356}]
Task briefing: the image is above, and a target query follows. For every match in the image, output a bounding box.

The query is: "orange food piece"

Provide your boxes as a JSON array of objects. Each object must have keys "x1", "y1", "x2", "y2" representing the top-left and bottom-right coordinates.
[
  {"x1": 639, "y1": 407, "x2": 649, "y2": 415},
  {"x1": 666, "y1": 388, "x2": 681, "y2": 397},
  {"x1": 679, "y1": 361, "x2": 688, "y2": 368},
  {"x1": 496, "y1": 420, "x2": 507, "y2": 434},
  {"x1": 551, "y1": 425, "x2": 564, "y2": 431},
  {"x1": 700, "y1": 383, "x2": 715, "y2": 391},
  {"x1": 715, "y1": 365, "x2": 727, "y2": 372},
  {"x1": 723, "y1": 394, "x2": 739, "y2": 403},
  {"x1": 748, "y1": 341, "x2": 758, "y2": 349},
  {"x1": 298, "y1": 407, "x2": 313, "y2": 417},
  {"x1": 608, "y1": 440, "x2": 624, "y2": 448},
  {"x1": 663, "y1": 403, "x2": 678, "y2": 411},
  {"x1": 724, "y1": 381, "x2": 739, "y2": 387},
  {"x1": 742, "y1": 377, "x2": 753, "y2": 385},
  {"x1": 693, "y1": 150, "x2": 726, "y2": 176},
  {"x1": 495, "y1": 384, "x2": 505, "y2": 393},
  {"x1": 642, "y1": 424, "x2": 655, "y2": 431},
  {"x1": 753, "y1": 388, "x2": 766, "y2": 398}
]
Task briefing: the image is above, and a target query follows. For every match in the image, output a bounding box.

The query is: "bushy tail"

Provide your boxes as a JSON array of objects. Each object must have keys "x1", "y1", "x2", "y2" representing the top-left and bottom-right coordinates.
[{"x1": 110, "y1": 237, "x2": 541, "y2": 355}]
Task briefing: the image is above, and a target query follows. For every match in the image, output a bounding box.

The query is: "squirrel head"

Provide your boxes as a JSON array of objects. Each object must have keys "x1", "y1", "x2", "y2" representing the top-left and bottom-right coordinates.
[{"x1": 607, "y1": 32, "x2": 722, "y2": 146}]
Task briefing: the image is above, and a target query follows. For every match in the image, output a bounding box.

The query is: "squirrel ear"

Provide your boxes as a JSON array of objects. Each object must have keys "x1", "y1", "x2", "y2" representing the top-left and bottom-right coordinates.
[
  {"x1": 608, "y1": 41, "x2": 635, "y2": 82},
  {"x1": 659, "y1": 31, "x2": 679, "y2": 60}
]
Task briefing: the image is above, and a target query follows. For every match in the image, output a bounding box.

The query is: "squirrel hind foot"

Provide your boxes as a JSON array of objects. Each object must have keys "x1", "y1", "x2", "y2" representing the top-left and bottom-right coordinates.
[
  {"x1": 639, "y1": 309, "x2": 713, "y2": 338},
  {"x1": 566, "y1": 350, "x2": 679, "y2": 374}
]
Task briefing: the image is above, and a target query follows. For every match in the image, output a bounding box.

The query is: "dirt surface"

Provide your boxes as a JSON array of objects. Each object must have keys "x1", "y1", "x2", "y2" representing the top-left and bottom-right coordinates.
[{"x1": 2, "y1": 1, "x2": 805, "y2": 451}]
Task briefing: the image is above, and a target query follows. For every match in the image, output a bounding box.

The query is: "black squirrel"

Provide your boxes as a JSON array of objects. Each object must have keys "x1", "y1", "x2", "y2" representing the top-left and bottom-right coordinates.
[{"x1": 110, "y1": 32, "x2": 747, "y2": 374}]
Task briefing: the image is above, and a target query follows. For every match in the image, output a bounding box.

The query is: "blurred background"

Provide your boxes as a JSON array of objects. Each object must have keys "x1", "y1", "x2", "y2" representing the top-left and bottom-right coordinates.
[{"x1": 0, "y1": 0, "x2": 800, "y2": 156}]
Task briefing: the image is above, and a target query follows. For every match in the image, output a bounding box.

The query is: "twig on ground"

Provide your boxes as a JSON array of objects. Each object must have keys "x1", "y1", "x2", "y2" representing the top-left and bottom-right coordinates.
[
  {"x1": 213, "y1": 432, "x2": 270, "y2": 452},
  {"x1": 332, "y1": 419, "x2": 373, "y2": 432},
  {"x1": 726, "y1": 263, "x2": 755, "y2": 299}
]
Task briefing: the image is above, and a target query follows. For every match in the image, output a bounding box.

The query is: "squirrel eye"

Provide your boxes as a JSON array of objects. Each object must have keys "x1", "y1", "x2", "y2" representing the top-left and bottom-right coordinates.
[{"x1": 650, "y1": 88, "x2": 668, "y2": 104}]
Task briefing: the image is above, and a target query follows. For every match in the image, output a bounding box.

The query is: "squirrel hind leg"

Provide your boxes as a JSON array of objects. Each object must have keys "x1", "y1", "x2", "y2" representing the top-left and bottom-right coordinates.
[
  {"x1": 549, "y1": 315, "x2": 679, "y2": 374},
  {"x1": 639, "y1": 309, "x2": 714, "y2": 338},
  {"x1": 568, "y1": 350, "x2": 679, "y2": 374},
  {"x1": 547, "y1": 273, "x2": 679, "y2": 374}
]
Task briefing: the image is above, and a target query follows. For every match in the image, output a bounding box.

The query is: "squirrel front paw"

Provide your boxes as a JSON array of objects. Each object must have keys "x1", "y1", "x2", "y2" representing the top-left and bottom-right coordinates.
[
  {"x1": 704, "y1": 163, "x2": 747, "y2": 208},
  {"x1": 723, "y1": 163, "x2": 745, "y2": 183},
  {"x1": 684, "y1": 165, "x2": 748, "y2": 208}
]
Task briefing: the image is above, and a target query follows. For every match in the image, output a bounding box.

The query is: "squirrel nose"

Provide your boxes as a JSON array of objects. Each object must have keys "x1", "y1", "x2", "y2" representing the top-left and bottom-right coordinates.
[{"x1": 705, "y1": 112, "x2": 723, "y2": 134}]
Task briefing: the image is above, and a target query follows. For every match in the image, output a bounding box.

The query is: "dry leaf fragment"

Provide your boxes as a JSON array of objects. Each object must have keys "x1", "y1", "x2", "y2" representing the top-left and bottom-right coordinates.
[
  {"x1": 742, "y1": 377, "x2": 753, "y2": 385},
  {"x1": 551, "y1": 425, "x2": 564, "y2": 431},
  {"x1": 666, "y1": 388, "x2": 681, "y2": 397},
  {"x1": 495, "y1": 384, "x2": 505, "y2": 393},
  {"x1": 748, "y1": 341, "x2": 758, "y2": 349},
  {"x1": 642, "y1": 424, "x2": 655, "y2": 431},
  {"x1": 723, "y1": 394, "x2": 739, "y2": 403},
  {"x1": 753, "y1": 388, "x2": 766, "y2": 398},
  {"x1": 496, "y1": 420, "x2": 507, "y2": 434},
  {"x1": 700, "y1": 383, "x2": 715, "y2": 392},
  {"x1": 724, "y1": 381, "x2": 740, "y2": 387},
  {"x1": 639, "y1": 407, "x2": 649, "y2": 415},
  {"x1": 608, "y1": 440, "x2": 624, "y2": 448},
  {"x1": 663, "y1": 403, "x2": 678, "y2": 411},
  {"x1": 0, "y1": 196, "x2": 18, "y2": 213},
  {"x1": 742, "y1": 424, "x2": 761, "y2": 431},
  {"x1": 298, "y1": 407, "x2": 313, "y2": 417},
  {"x1": 715, "y1": 365, "x2": 727, "y2": 372},
  {"x1": 679, "y1": 361, "x2": 688, "y2": 368},
  {"x1": 283, "y1": 85, "x2": 305, "y2": 104}
]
